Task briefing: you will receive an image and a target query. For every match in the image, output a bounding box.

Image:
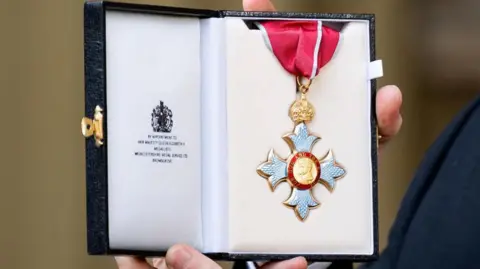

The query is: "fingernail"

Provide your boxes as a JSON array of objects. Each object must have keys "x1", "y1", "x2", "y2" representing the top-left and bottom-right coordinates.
[
  {"x1": 291, "y1": 256, "x2": 308, "y2": 266},
  {"x1": 166, "y1": 246, "x2": 192, "y2": 269},
  {"x1": 152, "y1": 258, "x2": 165, "y2": 268}
]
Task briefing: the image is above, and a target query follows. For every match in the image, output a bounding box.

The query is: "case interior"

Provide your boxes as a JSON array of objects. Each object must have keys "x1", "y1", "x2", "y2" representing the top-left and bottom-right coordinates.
[{"x1": 84, "y1": 1, "x2": 379, "y2": 262}]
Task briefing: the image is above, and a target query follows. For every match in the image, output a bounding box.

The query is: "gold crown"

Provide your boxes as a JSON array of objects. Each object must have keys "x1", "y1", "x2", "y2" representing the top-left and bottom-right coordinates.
[{"x1": 289, "y1": 98, "x2": 315, "y2": 124}]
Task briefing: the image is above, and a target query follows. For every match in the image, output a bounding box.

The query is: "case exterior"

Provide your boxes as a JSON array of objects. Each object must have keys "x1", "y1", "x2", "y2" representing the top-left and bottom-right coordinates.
[{"x1": 83, "y1": 0, "x2": 378, "y2": 262}]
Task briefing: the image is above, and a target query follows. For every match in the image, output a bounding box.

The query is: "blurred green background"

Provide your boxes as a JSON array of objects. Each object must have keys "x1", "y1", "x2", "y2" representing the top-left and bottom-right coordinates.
[{"x1": 0, "y1": 0, "x2": 478, "y2": 268}]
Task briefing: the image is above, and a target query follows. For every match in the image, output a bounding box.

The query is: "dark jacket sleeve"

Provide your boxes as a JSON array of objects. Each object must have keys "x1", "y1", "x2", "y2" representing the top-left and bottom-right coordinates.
[{"x1": 359, "y1": 95, "x2": 480, "y2": 269}]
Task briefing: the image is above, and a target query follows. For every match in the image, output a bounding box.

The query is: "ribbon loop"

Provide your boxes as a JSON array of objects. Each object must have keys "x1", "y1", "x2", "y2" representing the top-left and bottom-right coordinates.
[{"x1": 256, "y1": 20, "x2": 340, "y2": 80}]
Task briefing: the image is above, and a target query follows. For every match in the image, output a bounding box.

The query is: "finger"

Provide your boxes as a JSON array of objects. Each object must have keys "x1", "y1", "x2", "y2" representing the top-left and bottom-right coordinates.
[
  {"x1": 376, "y1": 85, "x2": 402, "y2": 141},
  {"x1": 261, "y1": 257, "x2": 308, "y2": 269},
  {"x1": 243, "y1": 0, "x2": 276, "y2": 11},
  {"x1": 115, "y1": 256, "x2": 155, "y2": 269},
  {"x1": 165, "y1": 244, "x2": 221, "y2": 269},
  {"x1": 152, "y1": 258, "x2": 167, "y2": 269}
]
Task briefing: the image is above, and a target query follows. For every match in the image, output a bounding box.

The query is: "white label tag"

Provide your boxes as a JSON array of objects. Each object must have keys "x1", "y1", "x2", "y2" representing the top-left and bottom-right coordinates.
[{"x1": 368, "y1": 59, "x2": 384, "y2": 80}]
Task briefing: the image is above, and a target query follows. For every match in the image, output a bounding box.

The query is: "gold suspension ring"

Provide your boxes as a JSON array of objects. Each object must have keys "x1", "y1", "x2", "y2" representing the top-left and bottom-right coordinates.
[{"x1": 297, "y1": 76, "x2": 312, "y2": 94}]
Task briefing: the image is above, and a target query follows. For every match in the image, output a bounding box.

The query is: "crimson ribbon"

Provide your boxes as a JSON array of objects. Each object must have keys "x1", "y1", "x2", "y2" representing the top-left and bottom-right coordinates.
[{"x1": 257, "y1": 20, "x2": 340, "y2": 79}]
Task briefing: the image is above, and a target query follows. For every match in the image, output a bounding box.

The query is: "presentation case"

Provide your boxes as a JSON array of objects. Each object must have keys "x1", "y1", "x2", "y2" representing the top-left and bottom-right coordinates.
[{"x1": 82, "y1": 0, "x2": 383, "y2": 262}]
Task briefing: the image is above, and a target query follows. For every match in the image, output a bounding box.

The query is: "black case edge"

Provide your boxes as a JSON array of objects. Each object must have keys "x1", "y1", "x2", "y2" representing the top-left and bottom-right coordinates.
[
  {"x1": 221, "y1": 10, "x2": 374, "y2": 19},
  {"x1": 84, "y1": 0, "x2": 379, "y2": 262},
  {"x1": 84, "y1": 1, "x2": 109, "y2": 255},
  {"x1": 368, "y1": 14, "x2": 380, "y2": 260}
]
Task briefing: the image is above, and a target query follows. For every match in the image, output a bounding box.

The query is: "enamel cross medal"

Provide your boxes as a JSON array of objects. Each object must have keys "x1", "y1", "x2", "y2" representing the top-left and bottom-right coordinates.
[{"x1": 256, "y1": 20, "x2": 347, "y2": 221}]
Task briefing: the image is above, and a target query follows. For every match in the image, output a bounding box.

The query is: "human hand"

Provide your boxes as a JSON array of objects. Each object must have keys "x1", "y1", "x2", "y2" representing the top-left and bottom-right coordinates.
[
  {"x1": 243, "y1": 0, "x2": 403, "y2": 154},
  {"x1": 115, "y1": 244, "x2": 308, "y2": 269}
]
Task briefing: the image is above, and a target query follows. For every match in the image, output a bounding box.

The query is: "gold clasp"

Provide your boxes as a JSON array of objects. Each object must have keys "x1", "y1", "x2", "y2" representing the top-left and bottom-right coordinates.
[{"x1": 81, "y1": 105, "x2": 104, "y2": 147}]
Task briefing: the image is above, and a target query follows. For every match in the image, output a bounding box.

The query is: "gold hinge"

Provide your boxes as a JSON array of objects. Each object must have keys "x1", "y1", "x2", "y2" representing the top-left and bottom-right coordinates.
[
  {"x1": 81, "y1": 105, "x2": 104, "y2": 147},
  {"x1": 376, "y1": 125, "x2": 384, "y2": 149}
]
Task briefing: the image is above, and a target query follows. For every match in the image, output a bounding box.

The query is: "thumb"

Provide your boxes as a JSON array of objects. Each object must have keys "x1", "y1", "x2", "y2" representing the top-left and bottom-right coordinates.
[
  {"x1": 262, "y1": 257, "x2": 308, "y2": 269},
  {"x1": 165, "y1": 244, "x2": 221, "y2": 269},
  {"x1": 115, "y1": 257, "x2": 155, "y2": 269}
]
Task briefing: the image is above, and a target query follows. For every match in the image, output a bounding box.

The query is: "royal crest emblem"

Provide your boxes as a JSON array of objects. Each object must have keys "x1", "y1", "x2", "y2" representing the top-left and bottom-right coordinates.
[{"x1": 151, "y1": 101, "x2": 173, "y2": 133}]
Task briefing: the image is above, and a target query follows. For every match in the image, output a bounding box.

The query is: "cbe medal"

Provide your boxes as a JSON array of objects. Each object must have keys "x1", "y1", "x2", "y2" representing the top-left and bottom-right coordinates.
[{"x1": 256, "y1": 20, "x2": 347, "y2": 221}]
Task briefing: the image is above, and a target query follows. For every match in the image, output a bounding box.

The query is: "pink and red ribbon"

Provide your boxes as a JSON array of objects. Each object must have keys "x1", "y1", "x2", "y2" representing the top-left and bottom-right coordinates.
[{"x1": 257, "y1": 20, "x2": 340, "y2": 79}]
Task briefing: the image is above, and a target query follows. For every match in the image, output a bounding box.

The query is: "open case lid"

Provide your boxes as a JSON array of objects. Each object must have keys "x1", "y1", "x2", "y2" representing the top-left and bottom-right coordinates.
[{"x1": 83, "y1": 0, "x2": 379, "y2": 262}]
